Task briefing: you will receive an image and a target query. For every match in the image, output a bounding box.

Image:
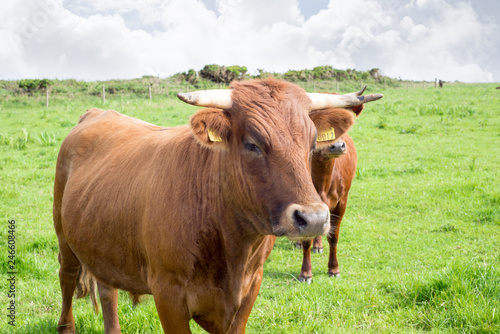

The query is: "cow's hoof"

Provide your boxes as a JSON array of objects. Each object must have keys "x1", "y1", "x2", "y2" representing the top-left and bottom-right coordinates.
[
  {"x1": 312, "y1": 247, "x2": 323, "y2": 254},
  {"x1": 328, "y1": 273, "x2": 340, "y2": 278},
  {"x1": 298, "y1": 276, "x2": 312, "y2": 284}
]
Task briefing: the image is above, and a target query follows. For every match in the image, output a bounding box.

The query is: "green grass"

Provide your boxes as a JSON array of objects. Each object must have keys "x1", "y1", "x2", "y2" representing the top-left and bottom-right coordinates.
[{"x1": 1, "y1": 82, "x2": 499, "y2": 333}]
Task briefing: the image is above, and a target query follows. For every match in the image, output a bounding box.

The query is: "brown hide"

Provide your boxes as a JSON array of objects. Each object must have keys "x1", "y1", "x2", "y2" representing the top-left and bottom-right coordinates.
[{"x1": 53, "y1": 79, "x2": 357, "y2": 334}]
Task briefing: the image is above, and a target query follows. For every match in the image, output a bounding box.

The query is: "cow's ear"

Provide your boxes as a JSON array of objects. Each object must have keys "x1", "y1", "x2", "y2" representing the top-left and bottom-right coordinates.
[
  {"x1": 190, "y1": 108, "x2": 231, "y2": 149},
  {"x1": 349, "y1": 104, "x2": 364, "y2": 117},
  {"x1": 309, "y1": 108, "x2": 355, "y2": 148}
]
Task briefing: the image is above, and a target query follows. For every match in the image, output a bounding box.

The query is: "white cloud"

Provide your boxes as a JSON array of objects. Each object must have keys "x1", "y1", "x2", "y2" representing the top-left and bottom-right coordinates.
[
  {"x1": 0, "y1": 0, "x2": 497, "y2": 82},
  {"x1": 217, "y1": 0, "x2": 303, "y2": 28},
  {"x1": 375, "y1": 0, "x2": 496, "y2": 81}
]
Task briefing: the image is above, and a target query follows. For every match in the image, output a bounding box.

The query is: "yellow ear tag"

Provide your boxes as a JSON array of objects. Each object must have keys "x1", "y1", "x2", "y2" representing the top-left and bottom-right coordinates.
[
  {"x1": 207, "y1": 128, "x2": 222, "y2": 142},
  {"x1": 317, "y1": 127, "x2": 336, "y2": 142}
]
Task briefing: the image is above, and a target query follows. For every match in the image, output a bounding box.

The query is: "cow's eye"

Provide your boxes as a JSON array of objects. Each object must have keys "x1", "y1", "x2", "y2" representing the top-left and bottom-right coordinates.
[{"x1": 244, "y1": 142, "x2": 262, "y2": 155}]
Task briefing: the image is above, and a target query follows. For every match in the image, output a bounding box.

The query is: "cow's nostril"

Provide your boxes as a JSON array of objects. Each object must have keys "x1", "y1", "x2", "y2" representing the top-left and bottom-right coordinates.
[
  {"x1": 293, "y1": 210, "x2": 308, "y2": 228},
  {"x1": 284, "y1": 204, "x2": 330, "y2": 238}
]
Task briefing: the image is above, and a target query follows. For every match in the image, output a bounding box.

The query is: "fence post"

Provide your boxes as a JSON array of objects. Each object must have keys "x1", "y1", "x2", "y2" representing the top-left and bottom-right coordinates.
[
  {"x1": 149, "y1": 84, "x2": 152, "y2": 100},
  {"x1": 384, "y1": 77, "x2": 386, "y2": 89},
  {"x1": 46, "y1": 87, "x2": 49, "y2": 107},
  {"x1": 102, "y1": 84, "x2": 106, "y2": 104}
]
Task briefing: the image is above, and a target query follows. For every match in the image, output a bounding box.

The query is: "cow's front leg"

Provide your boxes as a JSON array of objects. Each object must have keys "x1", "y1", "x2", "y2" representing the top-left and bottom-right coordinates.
[
  {"x1": 151, "y1": 283, "x2": 192, "y2": 334},
  {"x1": 327, "y1": 206, "x2": 346, "y2": 278},
  {"x1": 227, "y1": 268, "x2": 264, "y2": 334}
]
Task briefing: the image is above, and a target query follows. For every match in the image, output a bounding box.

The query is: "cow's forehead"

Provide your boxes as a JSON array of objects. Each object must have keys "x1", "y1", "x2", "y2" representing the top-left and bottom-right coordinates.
[
  {"x1": 229, "y1": 79, "x2": 313, "y2": 142},
  {"x1": 230, "y1": 79, "x2": 310, "y2": 114}
]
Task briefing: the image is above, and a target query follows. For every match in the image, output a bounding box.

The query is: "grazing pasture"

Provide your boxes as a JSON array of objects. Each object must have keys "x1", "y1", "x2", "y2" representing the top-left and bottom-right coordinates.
[{"x1": 0, "y1": 82, "x2": 499, "y2": 333}]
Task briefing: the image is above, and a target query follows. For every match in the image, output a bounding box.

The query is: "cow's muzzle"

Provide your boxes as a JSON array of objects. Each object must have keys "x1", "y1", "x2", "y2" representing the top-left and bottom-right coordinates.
[
  {"x1": 277, "y1": 203, "x2": 330, "y2": 240},
  {"x1": 327, "y1": 140, "x2": 346, "y2": 157}
]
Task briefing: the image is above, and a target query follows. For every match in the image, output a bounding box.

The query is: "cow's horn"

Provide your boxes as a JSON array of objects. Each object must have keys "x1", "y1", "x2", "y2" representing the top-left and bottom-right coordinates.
[
  {"x1": 307, "y1": 86, "x2": 383, "y2": 110},
  {"x1": 177, "y1": 89, "x2": 233, "y2": 109}
]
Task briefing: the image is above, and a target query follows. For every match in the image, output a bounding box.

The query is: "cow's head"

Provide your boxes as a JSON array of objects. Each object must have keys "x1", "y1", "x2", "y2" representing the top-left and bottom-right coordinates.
[
  {"x1": 311, "y1": 90, "x2": 367, "y2": 160},
  {"x1": 178, "y1": 80, "x2": 382, "y2": 240}
]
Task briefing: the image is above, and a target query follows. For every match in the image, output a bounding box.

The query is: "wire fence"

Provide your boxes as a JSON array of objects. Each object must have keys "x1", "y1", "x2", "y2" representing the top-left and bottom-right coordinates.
[{"x1": 1, "y1": 78, "x2": 443, "y2": 107}]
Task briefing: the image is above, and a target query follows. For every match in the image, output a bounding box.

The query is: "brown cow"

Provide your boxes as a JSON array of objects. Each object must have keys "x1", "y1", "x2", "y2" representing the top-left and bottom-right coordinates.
[
  {"x1": 296, "y1": 103, "x2": 364, "y2": 283},
  {"x1": 54, "y1": 79, "x2": 382, "y2": 333}
]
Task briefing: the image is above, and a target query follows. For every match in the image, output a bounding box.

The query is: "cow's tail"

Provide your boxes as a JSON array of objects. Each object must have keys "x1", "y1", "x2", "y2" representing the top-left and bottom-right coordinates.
[
  {"x1": 128, "y1": 292, "x2": 144, "y2": 307},
  {"x1": 75, "y1": 265, "x2": 99, "y2": 314}
]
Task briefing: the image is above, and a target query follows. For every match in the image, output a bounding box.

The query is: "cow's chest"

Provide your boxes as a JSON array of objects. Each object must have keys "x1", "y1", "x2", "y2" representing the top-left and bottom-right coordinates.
[{"x1": 186, "y1": 267, "x2": 256, "y2": 332}]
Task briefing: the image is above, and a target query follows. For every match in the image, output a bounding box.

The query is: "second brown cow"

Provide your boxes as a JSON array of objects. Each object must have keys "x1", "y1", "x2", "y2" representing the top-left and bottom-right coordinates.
[{"x1": 296, "y1": 103, "x2": 365, "y2": 283}]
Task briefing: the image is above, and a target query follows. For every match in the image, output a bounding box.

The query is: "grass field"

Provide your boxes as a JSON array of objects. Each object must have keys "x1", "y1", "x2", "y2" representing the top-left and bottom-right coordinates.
[{"x1": 1, "y1": 82, "x2": 499, "y2": 333}]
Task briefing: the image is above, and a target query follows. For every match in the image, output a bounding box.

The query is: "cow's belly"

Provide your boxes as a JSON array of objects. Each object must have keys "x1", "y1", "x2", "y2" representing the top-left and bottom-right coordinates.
[
  {"x1": 61, "y1": 188, "x2": 152, "y2": 294},
  {"x1": 65, "y1": 223, "x2": 152, "y2": 294}
]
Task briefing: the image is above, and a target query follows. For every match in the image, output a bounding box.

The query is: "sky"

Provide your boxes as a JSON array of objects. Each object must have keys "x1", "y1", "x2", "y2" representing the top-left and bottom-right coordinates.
[{"x1": 1, "y1": 0, "x2": 498, "y2": 82}]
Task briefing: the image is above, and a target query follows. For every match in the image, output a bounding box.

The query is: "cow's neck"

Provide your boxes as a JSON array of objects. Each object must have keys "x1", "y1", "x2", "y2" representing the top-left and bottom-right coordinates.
[
  {"x1": 213, "y1": 208, "x2": 274, "y2": 283},
  {"x1": 186, "y1": 148, "x2": 276, "y2": 320},
  {"x1": 191, "y1": 205, "x2": 274, "y2": 329},
  {"x1": 311, "y1": 155, "x2": 336, "y2": 202}
]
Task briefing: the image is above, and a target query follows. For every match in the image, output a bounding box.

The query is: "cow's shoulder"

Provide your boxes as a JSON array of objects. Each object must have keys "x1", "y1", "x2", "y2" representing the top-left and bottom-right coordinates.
[
  {"x1": 62, "y1": 109, "x2": 166, "y2": 165},
  {"x1": 78, "y1": 108, "x2": 110, "y2": 124},
  {"x1": 79, "y1": 108, "x2": 163, "y2": 130}
]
